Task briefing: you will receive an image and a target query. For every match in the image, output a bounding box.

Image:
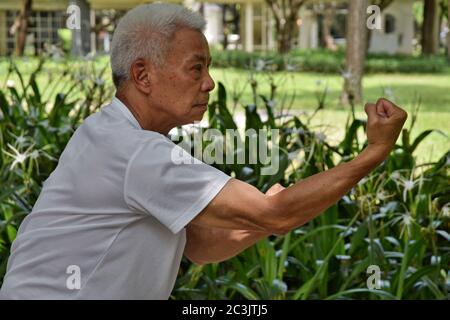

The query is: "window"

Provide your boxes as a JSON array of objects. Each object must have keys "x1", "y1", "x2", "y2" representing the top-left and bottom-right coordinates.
[
  {"x1": 385, "y1": 14, "x2": 396, "y2": 34},
  {"x1": 6, "y1": 10, "x2": 65, "y2": 55}
]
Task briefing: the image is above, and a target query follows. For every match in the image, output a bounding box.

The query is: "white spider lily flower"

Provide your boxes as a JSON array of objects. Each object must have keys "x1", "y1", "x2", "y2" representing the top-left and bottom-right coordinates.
[
  {"x1": 402, "y1": 213, "x2": 412, "y2": 226},
  {"x1": 376, "y1": 191, "x2": 388, "y2": 201},
  {"x1": 390, "y1": 171, "x2": 400, "y2": 180},
  {"x1": 255, "y1": 59, "x2": 266, "y2": 71},
  {"x1": 58, "y1": 124, "x2": 73, "y2": 135},
  {"x1": 401, "y1": 179, "x2": 418, "y2": 202},
  {"x1": 9, "y1": 133, "x2": 30, "y2": 147},
  {"x1": 15, "y1": 135, "x2": 28, "y2": 146},
  {"x1": 286, "y1": 63, "x2": 296, "y2": 72},
  {"x1": 30, "y1": 150, "x2": 40, "y2": 160},
  {"x1": 403, "y1": 180, "x2": 415, "y2": 191},
  {"x1": 395, "y1": 211, "x2": 415, "y2": 238},
  {"x1": 341, "y1": 71, "x2": 353, "y2": 80},
  {"x1": 13, "y1": 153, "x2": 27, "y2": 167},
  {"x1": 297, "y1": 128, "x2": 306, "y2": 135},
  {"x1": 442, "y1": 204, "x2": 449, "y2": 217},
  {"x1": 74, "y1": 73, "x2": 86, "y2": 81},
  {"x1": 94, "y1": 77, "x2": 105, "y2": 86},
  {"x1": 3, "y1": 143, "x2": 34, "y2": 169},
  {"x1": 315, "y1": 132, "x2": 326, "y2": 142},
  {"x1": 384, "y1": 87, "x2": 394, "y2": 98},
  {"x1": 83, "y1": 52, "x2": 95, "y2": 61},
  {"x1": 358, "y1": 177, "x2": 368, "y2": 186},
  {"x1": 431, "y1": 256, "x2": 441, "y2": 265},
  {"x1": 267, "y1": 100, "x2": 276, "y2": 109},
  {"x1": 288, "y1": 150, "x2": 299, "y2": 161},
  {"x1": 272, "y1": 279, "x2": 287, "y2": 293}
]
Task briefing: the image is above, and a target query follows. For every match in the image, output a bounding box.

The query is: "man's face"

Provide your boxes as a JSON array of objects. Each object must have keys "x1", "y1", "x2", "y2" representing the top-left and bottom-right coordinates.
[{"x1": 147, "y1": 27, "x2": 215, "y2": 127}]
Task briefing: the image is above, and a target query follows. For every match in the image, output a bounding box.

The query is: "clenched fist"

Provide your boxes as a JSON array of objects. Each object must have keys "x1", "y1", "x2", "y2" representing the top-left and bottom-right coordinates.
[{"x1": 365, "y1": 98, "x2": 408, "y2": 157}]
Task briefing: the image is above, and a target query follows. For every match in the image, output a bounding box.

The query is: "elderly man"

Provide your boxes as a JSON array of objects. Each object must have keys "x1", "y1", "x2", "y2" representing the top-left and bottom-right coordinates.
[{"x1": 0, "y1": 3, "x2": 407, "y2": 299}]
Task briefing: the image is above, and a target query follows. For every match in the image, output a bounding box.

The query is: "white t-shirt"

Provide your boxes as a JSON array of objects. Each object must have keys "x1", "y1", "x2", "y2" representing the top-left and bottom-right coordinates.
[{"x1": 0, "y1": 97, "x2": 231, "y2": 300}]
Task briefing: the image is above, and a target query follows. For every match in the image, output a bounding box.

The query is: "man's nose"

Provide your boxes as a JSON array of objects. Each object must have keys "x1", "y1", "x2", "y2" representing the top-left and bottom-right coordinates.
[{"x1": 201, "y1": 72, "x2": 215, "y2": 92}]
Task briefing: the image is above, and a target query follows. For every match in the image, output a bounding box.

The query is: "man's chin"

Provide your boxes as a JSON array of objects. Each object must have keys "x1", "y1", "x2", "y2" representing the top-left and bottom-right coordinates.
[
  {"x1": 192, "y1": 108, "x2": 207, "y2": 120},
  {"x1": 180, "y1": 114, "x2": 205, "y2": 126},
  {"x1": 191, "y1": 115, "x2": 205, "y2": 123}
]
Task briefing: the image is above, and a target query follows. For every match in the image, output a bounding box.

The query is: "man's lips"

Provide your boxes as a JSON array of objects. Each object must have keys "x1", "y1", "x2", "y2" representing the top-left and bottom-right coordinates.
[{"x1": 193, "y1": 103, "x2": 208, "y2": 108}]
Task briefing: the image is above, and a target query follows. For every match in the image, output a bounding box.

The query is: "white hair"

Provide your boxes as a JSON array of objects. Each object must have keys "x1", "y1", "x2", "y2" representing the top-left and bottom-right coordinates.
[{"x1": 110, "y1": 3, "x2": 206, "y2": 88}]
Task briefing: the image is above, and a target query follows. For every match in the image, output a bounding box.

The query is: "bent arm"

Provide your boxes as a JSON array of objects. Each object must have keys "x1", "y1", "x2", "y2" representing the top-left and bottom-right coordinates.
[
  {"x1": 190, "y1": 145, "x2": 385, "y2": 235},
  {"x1": 186, "y1": 99, "x2": 407, "y2": 264},
  {"x1": 185, "y1": 146, "x2": 384, "y2": 264}
]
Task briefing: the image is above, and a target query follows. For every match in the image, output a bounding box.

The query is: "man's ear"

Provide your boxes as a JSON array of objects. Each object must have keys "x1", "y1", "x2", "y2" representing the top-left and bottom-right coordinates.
[{"x1": 130, "y1": 58, "x2": 152, "y2": 94}]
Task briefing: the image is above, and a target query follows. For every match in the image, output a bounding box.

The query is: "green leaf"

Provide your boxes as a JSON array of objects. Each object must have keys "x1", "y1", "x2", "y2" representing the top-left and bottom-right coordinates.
[
  {"x1": 228, "y1": 282, "x2": 260, "y2": 300},
  {"x1": 325, "y1": 288, "x2": 398, "y2": 300},
  {"x1": 410, "y1": 129, "x2": 447, "y2": 153}
]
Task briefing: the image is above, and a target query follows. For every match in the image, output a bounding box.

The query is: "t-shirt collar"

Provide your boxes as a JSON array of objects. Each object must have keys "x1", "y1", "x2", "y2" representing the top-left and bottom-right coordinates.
[{"x1": 111, "y1": 96, "x2": 142, "y2": 130}]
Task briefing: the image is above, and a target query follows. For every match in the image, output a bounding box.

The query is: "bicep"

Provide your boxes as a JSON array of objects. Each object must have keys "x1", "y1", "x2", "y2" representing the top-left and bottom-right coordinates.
[{"x1": 184, "y1": 223, "x2": 269, "y2": 265}]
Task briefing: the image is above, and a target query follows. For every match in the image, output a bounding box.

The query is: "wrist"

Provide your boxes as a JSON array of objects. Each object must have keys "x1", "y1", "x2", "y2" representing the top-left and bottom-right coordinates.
[{"x1": 356, "y1": 144, "x2": 390, "y2": 168}]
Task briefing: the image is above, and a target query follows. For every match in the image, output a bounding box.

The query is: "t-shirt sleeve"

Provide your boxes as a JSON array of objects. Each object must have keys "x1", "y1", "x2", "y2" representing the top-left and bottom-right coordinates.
[{"x1": 124, "y1": 135, "x2": 232, "y2": 234}]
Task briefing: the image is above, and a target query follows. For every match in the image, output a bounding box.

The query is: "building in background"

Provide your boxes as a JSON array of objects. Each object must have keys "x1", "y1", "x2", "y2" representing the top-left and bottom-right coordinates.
[{"x1": 0, "y1": 0, "x2": 415, "y2": 56}]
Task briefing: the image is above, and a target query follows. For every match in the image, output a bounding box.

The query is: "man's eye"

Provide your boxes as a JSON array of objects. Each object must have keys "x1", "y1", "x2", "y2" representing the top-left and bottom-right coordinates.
[{"x1": 193, "y1": 65, "x2": 202, "y2": 72}]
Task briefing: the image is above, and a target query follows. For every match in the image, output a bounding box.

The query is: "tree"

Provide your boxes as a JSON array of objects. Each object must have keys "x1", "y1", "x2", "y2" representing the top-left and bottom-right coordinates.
[
  {"x1": 15, "y1": 0, "x2": 32, "y2": 56},
  {"x1": 341, "y1": 0, "x2": 368, "y2": 105},
  {"x1": 265, "y1": 0, "x2": 307, "y2": 54},
  {"x1": 442, "y1": 0, "x2": 450, "y2": 58},
  {"x1": 422, "y1": 0, "x2": 440, "y2": 55},
  {"x1": 316, "y1": 2, "x2": 338, "y2": 51},
  {"x1": 221, "y1": 4, "x2": 239, "y2": 50},
  {"x1": 448, "y1": 0, "x2": 450, "y2": 58}
]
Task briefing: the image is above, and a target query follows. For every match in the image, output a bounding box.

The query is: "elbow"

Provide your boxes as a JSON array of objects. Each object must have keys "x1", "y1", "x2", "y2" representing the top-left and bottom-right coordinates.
[
  {"x1": 267, "y1": 221, "x2": 291, "y2": 236},
  {"x1": 185, "y1": 254, "x2": 208, "y2": 266},
  {"x1": 259, "y1": 196, "x2": 292, "y2": 236},
  {"x1": 190, "y1": 259, "x2": 207, "y2": 266},
  {"x1": 186, "y1": 255, "x2": 226, "y2": 266}
]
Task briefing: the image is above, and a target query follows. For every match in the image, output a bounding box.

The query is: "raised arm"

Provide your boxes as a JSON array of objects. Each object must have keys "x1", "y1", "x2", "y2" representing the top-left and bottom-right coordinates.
[{"x1": 186, "y1": 99, "x2": 407, "y2": 263}]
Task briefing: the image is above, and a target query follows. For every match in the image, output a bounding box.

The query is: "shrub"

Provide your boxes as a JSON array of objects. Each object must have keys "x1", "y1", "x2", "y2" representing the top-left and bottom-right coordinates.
[
  {"x1": 0, "y1": 60, "x2": 448, "y2": 299},
  {"x1": 211, "y1": 48, "x2": 450, "y2": 74}
]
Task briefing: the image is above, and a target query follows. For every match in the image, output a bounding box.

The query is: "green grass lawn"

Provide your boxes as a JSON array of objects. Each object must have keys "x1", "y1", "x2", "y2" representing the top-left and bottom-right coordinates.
[
  {"x1": 1, "y1": 58, "x2": 448, "y2": 163},
  {"x1": 210, "y1": 67, "x2": 450, "y2": 112},
  {"x1": 210, "y1": 68, "x2": 450, "y2": 163}
]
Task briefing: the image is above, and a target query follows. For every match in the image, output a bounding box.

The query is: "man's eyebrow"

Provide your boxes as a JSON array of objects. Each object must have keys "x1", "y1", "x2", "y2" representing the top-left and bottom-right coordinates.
[{"x1": 189, "y1": 54, "x2": 212, "y2": 65}]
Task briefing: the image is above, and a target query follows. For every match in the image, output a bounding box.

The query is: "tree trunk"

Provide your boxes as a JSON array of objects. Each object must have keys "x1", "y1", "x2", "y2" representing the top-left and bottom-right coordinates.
[
  {"x1": 266, "y1": 0, "x2": 306, "y2": 54},
  {"x1": 342, "y1": 0, "x2": 368, "y2": 105},
  {"x1": 15, "y1": 0, "x2": 32, "y2": 56},
  {"x1": 322, "y1": 3, "x2": 337, "y2": 51},
  {"x1": 422, "y1": 0, "x2": 439, "y2": 55},
  {"x1": 222, "y1": 5, "x2": 229, "y2": 49},
  {"x1": 447, "y1": 0, "x2": 450, "y2": 58},
  {"x1": 277, "y1": 18, "x2": 297, "y2": 54}
]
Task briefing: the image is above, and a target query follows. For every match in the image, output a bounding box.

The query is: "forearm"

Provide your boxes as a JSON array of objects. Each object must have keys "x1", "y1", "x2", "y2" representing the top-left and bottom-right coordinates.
[
  {"x1": 185, "y1": 224, "x2": 270, "y2": 265},
  {"x1": 271, "y1": 145, "x2": 387, "y2": 233}
]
